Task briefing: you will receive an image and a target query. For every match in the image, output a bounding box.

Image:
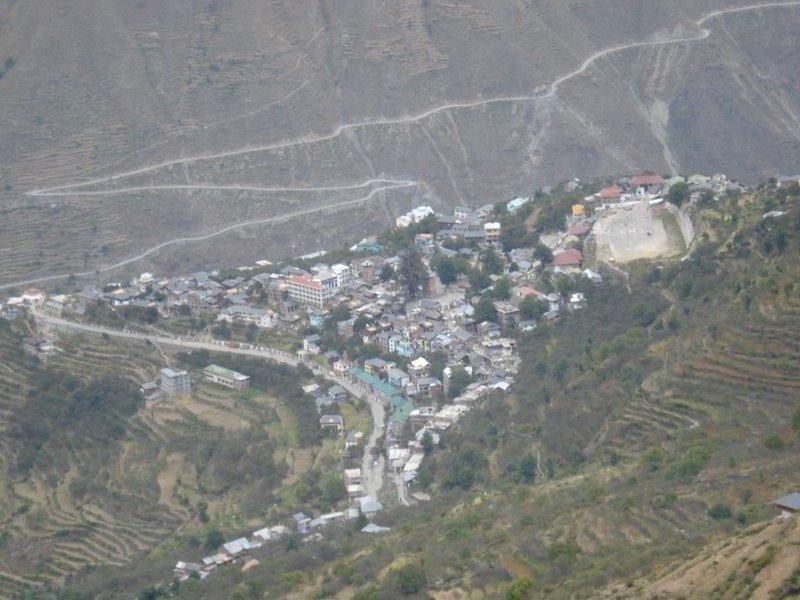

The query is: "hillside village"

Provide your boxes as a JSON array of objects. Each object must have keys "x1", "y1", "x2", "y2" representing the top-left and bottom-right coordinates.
[{"x1": 3, "y1": 170, "x2": 784, "y2": 585}]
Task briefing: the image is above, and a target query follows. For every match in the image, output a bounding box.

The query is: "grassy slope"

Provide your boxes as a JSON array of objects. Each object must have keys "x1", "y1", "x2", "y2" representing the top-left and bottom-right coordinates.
[{"x1": 602, "y1": 517, "x2": 800, "y2": 599}]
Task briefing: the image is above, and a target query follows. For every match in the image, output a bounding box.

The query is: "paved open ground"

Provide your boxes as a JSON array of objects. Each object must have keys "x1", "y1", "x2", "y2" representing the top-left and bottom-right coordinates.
[{"x1": 594, "y1": 202, "x2": 684, "y2": 264}]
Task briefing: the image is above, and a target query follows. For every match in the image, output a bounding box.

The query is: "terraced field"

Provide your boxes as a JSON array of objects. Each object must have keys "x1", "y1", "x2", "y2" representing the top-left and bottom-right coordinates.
[
  {"x1": 596, "y1": 281, "x2": 800, "y2": 470},
  {"x1": 470, "y1": 284, "x2": 800, "y2": 597},
  {"x1": 667, "y1": 296, "x2": 800, "y2": 443},
  {"x1": 603, "y1": 512, "x2": 800, "y2": 599},
  {"x1": 0, "y1": 329, "x2": 43, "y2": 597},
  {"x1": 0, "y1": 331, "x2": 184, "y2": 597},
  {"x1": 46, "y1": 333, "x2": 162, "y2": 383},
  {"x1": 4, "y1": 1, "x2": 800, "y2": 287},
  {"x1": 0, "y1": 327, "x2": 299, "y2": 597},
  {"x1": 602, "y1": 392, "x2": 705, "y2": 463}
]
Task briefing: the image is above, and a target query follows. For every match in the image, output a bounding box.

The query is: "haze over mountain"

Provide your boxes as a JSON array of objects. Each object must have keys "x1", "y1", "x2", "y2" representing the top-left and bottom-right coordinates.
[{"x1": 1, "y1": 0, "x2": 800, "y2": 282}]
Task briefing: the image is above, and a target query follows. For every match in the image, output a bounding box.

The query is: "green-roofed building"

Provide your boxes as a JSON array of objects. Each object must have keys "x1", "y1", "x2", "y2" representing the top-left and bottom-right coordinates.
[
  {"x1": 391, "y1": 401, "x2": 414, "y2": 426},
  {"x1": 350, "y1": 367, "x2": 405, "y2": 407},
  {"x1": 354, "y1": 240, "x2": 382, "y2": 254},
  {"x1": 203, "y1": 364, "x2": 250, "y2": 390},
  {"x1": 507, "y1": 196, "x2": 530, "y2": 214}
]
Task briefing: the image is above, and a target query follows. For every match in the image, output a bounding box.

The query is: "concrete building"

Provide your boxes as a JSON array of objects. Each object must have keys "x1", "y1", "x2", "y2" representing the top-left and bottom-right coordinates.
[
  {"x1": 320, "y1": 414, "x2": 344, "y2": 434},
  {"x1": 286, "y1": 274, "x2": 338, "y2": 308},
  {"x1": 483, "y1": 222, "x2": 501, "y2": 243},
  {"x1": 388, "y1": 367, "x2": 410, "y2": 388},
  {"x1": 416, "y1": 376, "x2": 442, "y2": 398},
  {"x1": 160, "y1": 367, "x2": 191, "y2": 396},
  {"x1": 330, "y1": 264, "x2": 351, "y2": 287},
  {"x1": 222, "y1": 538, "x2": 251, "y2": 558},
  {"x1": 203, "y1": 364, "x2": 250, "y2": 390},
  {"x1": 454, "y1": 206, "x2": 471, "y2": 220},
  {"x1": 23, "y1": 334, "x2": 54, "y2": 361},
  {"x1": 495, "y1": 302, "x2": 520, "y2": 327},
  {"x1": 218, "y1": 305, "x2": 273, "y2": 328},
  {"x1": 408, "y1": 357, "x2": 431, "y2": 380}
]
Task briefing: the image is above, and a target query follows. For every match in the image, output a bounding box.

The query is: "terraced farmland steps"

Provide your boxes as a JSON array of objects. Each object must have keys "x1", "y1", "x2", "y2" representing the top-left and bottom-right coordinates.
[
  {"x1": 0, "y1": 327, "x2": 194, "y2": 597},
  {"x1": 594, "y1": 390, "x2": 704, "y2": 461},
  {"x1": 0, "y1": 311, "x2": 386, "y2": 595}
]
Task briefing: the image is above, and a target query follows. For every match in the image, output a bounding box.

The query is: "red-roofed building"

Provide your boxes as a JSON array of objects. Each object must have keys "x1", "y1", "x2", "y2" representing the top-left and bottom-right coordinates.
[
  {"x1": 567, "y1": 222, "x2": 591, "y2": 237},
  {"x1": 552, "y1": 249, "x2": 582, "y2": 268},
  {"x1": 598, "y1": 184, "x2": 623, "y2": 200},
  {"x1": 630, "y1": 174, "x2": 663, "y2": 189},
  {"x1": 516, "y1": 286, "x2": 545, "y2": 299},
  {"x1": 286, "y1": 274, "x2": 337, "y2": 307}
]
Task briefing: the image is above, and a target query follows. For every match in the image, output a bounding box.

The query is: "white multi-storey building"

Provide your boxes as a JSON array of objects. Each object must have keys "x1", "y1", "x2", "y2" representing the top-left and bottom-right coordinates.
[
  {"x1": 395, "y1": 205, "x2": 435, "y2": 228},
  {"x1": 483, "y1": 222, "x2": 501, "y2": 243},
  {"x1": 160, "y1": 367, "x2": 191, "y2": 396},
  {"x1": 286, "y1": 274, "x2": 338, "y2": 308},
  {"x1": 330, "y1": 264, "x2": 351, "y2": 287}
]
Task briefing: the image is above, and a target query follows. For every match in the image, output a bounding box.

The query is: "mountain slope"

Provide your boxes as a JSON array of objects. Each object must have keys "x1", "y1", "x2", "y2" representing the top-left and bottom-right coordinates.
[
  {"x1": 1, "y1": 1, "x2": 800, "y2": 284},
  {"x1": 604, "y1": 516, "x2": 800, "y2": 599}
]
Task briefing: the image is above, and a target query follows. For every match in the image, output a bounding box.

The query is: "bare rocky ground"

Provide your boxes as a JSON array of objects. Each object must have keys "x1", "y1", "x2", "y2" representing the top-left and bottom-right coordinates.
[{"x1": 1, "y1": 1, "x2": 800, "y2": 284}]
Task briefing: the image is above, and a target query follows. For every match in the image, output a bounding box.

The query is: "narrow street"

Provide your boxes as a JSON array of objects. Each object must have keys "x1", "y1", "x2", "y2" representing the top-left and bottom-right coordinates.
[{"x1": 394, "y1": 472, "x2": 412, "y2": 506}]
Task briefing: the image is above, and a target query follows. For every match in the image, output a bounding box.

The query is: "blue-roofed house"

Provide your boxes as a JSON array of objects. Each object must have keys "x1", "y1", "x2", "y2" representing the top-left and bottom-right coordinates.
[
  {"x1": 507, "y1": 196, "x2": 531, "y2": 214},
  {"x1": 395, "y1": 339, "x2": 414, "y2": 357},
  {"x1": 308, "y1": 310, "x2": 327, "y2": 328}
]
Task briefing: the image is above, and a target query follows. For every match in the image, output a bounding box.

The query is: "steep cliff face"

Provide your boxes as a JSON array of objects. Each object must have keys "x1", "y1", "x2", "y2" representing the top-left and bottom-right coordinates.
[{"x1": 1, "y1": 1, "x2": 799, "y2": 282}]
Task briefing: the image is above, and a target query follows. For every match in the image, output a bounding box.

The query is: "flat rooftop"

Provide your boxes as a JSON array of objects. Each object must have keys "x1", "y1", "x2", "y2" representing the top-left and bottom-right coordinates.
[{"x1": 203, "y1": 364, "x2": 249, "y2": 381}]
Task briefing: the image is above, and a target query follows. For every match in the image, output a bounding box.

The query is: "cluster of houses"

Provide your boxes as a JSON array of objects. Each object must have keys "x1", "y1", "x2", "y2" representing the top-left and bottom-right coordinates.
[
  {"x1": 14, "y1": 191, "x2": 603, "y2": 341},
  {"x1": 426, "y1": 197, "x2": 526, "y2": 247},
  {"x1": 5, "y1": 190, "x2": 613, "y2": 480},
  {"x1": 587, "y1": 172, "x2": 746, "y2": 208},
  {"x1": 173, "y1": 524, "x2": 291, "y2": 581},
  {"x1": 1, "y1": 288, "x2": 47, "y2": 321},
  {"x1": 4, "y1": 177, "x2": 694, "y2": 468},
  {"x1": 0, "y1": 170, "x2": 763, "y2": 340},
  {"x1": 589, "y1": 173, "x2": 671, "y2": 206},
  {"x1": 172, "y1": 498, "x2": 390, "y2": 583},
  {"x1": 395, "y1": 205, "x2": 436, "y2": 228}
]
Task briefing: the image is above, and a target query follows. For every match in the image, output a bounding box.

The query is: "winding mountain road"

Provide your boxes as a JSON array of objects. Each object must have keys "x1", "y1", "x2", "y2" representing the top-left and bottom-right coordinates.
[
  {"x1": 28, "y1": 1, "x2": 800, "y2": 199},
  {"x1": 0, "y1": 180, "x2": 416, "y2": 291},
  {"x1": 28, "y1": 178, "x2": 417, "y2": 199},
  {"x1": 4, "y1": 0, "x2": 798, "y2": 293}
]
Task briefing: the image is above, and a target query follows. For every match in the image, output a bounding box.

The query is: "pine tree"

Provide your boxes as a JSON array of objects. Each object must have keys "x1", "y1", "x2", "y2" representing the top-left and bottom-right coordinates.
[{"x1": 399, "y1": 247, "x2": 426, "y2": 298}]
